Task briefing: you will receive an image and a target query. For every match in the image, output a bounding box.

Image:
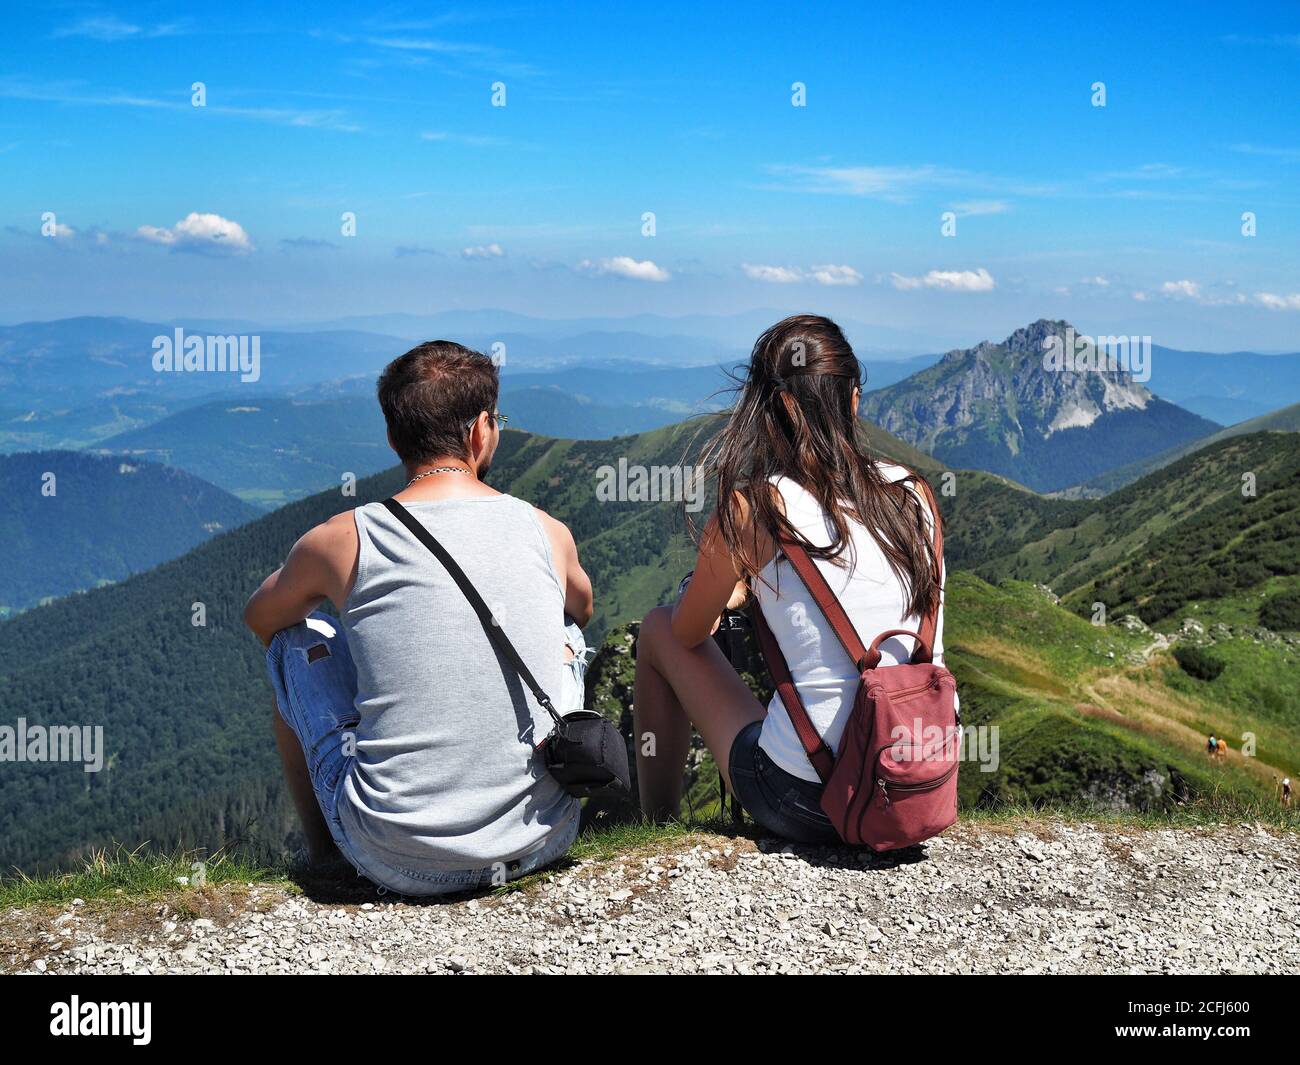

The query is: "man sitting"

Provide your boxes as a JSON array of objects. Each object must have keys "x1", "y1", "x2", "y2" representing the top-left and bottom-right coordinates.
[{"x1": 244, "y1": 341, "x2": 593, "y2": 895}]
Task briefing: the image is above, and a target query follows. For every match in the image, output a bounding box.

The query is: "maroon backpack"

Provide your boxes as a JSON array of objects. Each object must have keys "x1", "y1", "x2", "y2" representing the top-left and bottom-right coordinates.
[{"x1": 751, "y1": 476, "x2": 960, "y2": 851}]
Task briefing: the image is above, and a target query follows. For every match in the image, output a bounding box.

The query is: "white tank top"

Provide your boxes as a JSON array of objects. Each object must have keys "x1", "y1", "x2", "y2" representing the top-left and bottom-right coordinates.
[{"x1": 753, "y1": 466, "x2": 950, "y2": 783}]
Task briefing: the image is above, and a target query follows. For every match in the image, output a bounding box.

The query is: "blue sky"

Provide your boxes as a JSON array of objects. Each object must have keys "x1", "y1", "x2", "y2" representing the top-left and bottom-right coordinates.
[{"x1": 2, "y1": 1, "x2": 1299, "y2": 350}]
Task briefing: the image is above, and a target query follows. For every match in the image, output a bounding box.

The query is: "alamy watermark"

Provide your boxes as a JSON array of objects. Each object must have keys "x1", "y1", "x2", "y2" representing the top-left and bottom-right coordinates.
[
  {"x1": 1041, "y1": 327, "x2": 1151, "y2": 383},
  {"x1": 152, "y1": 328, "x2": 261, "y2": 383},
  {"x1": 889, "y1": 720, "x2": 999, "y2": 773},
  {"x1": 1, "y1": 718, "x2": 104, "y2": 772},
  {"x1": 595, "y1": 458, "x2": 705, "y2": 512}
]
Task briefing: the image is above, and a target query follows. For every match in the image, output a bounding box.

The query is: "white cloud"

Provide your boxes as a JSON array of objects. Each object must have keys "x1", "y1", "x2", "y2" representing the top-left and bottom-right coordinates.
[
  {"x1": 1231, "y1": 143, "x2": 1300, "y2": 162},
  {"x1": 47, "y1": 222, "x2": 75, "y2": 239},
  {"x1": 742, "y1": 263, "x2": 802, "y2": 283},
  {"x1": 740, "y1": 262, "x2": 862, "y2": 285},
  {"x1": 367, "y1": 36, "x2": 496, "y2": 56},
  {"x1": 579, "y1": 256, "x2": 670, "y2": 282},
  {"x1": 1256, "y1": 292, "x2": 1300, "y2": 311},
  {"x1": 421, "y1": 131, "x2": 509, "y2": 147},
  {"x1": 768, "y1": 164, "x2": 947, "y2": 202},
  {"x1": 1132, "y1": 291, "x2": 1150, "y2": 302},
  {"x1": 1080, "y1": 275, "x2": 1112, "y2": 287},
  {"x1": 461, "y1": 242, "x2": 504, "y2": 259},
  {"x1": 809, "y1": 264, "x2": 863, "y2": 286},
  {"x1": 0, "y1": 79, "x2": 360, "y2": 133},
  {"x1": 1159, "y1": 279, "x2": 1201, "y2": 299},
  {"x1": 53, "y1": 17, "x2": 183, "y2": 41},
  {"x1": 951, "y1": 199, "x2": 1009, "y2": 216},
  {"x1": 890, "y1": 268, "x2": 995, "y2": 292},
  {"x1": 137, "y1": 212, "x2": 253, "y2": 254}
]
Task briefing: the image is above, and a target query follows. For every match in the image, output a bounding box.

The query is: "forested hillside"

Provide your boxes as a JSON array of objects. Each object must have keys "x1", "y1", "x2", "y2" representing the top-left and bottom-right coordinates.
[
  {"x1": 0, "y1": 451, "x2": 259, "y2": 615},
  {"x1": 970, "y1": 432, "x2": 1300, "y2": 626},
  {"x1": 1064, "y1": 402, "x2": 1300, "y2": 496}
]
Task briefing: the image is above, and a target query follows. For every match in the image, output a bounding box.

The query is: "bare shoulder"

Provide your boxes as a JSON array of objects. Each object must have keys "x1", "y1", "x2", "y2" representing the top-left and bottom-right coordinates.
[
  {"x1": 296, "y1": 509, "x2": 360, "y2": 568},
  {"x1": 291, "y1": 509, "x2": 360, "y2": 606},
  {"x1": 532, "y1": 506, "x2": 577, "y2": 551},
  {"x1": 533, "y1": 507, "x2": 574, "y2": 540}
]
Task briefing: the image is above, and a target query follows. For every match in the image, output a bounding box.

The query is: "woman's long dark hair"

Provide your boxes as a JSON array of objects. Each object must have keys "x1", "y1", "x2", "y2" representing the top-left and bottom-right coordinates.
[{"x1": 697, "y1": 314, "x2": 939, "y2": 621}]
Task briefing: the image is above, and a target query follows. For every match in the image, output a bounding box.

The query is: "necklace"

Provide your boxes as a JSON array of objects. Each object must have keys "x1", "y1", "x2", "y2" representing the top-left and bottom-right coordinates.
[{"x1": 406, "y1": 466, "x2": 472, "y2": 487}]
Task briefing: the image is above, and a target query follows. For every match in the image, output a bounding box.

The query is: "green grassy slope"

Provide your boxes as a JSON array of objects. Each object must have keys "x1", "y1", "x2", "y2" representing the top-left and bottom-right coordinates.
[
  {"x1": 586, "y1": 574, "x2": 1288, "y2": 822},
  {"x1": 973, "y1": 433, "x2": 1299, "y2": 604},
  {"x1": 940, "y1": 575, "x2": 1284, "y2": 809},
  {"x1": 1075, "y1": 440, "x2": 1300, "y2": 626}
]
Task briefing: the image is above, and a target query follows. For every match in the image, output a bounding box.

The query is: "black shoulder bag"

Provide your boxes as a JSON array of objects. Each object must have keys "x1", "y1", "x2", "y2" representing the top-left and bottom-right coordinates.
[{"x1": 381, "y1": 498, "x2": 629, "y2": 799}]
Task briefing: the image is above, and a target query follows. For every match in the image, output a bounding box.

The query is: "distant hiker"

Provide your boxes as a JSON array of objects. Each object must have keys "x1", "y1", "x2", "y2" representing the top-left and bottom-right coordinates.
[
  {"x1": 245, "y1": 341, "x2": 594, "y2": 895},
  {"x1": 634, "y1": 315, "x2": 951, "y2": 843},
  {"x1": 1283, "y1": 778, "x2": 1292, "y2": 807},
  {"x1": 1207, "y1": 734, "x2": 1217, "y2": 755}
]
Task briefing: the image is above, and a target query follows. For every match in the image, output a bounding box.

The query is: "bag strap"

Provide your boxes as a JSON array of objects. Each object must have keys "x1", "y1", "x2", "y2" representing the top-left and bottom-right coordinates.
[
  {"x1": 750, "y1": 600, "x2": 835, "y2": 782},
  {"x1": 380, "y1": 497, "x2": 566, "y2": 735},
  {"x1": 749, "y1": 471, "x2": 945, "y2": 783},
  {"x1": 902, "y1": 473, "x2": 944, "y2": 658},
  {"x1": 779, "y1": 540, "x2": 873, "y2": 671}
]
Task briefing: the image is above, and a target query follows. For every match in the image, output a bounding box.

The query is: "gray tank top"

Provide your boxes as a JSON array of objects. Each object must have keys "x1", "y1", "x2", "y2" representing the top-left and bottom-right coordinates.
[{"x1": 337, "y1": 495, "x2": 579, "y2": 872}]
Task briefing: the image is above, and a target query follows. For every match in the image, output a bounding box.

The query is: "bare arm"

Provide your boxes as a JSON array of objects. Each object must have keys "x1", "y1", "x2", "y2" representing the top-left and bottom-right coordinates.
[
  {"x1": 671, "y1": 493, "x2": 774, "y2": 648},
  {"x1": 536, "y1": 509, "x2": 594, "y2": 627},
  {"x1": 244, "y1": 513, "x2": 356, "y2": 647}
]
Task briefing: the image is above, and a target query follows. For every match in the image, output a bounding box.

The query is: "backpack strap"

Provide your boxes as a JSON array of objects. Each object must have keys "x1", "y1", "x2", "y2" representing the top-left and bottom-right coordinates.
[
  {"x1": 748, "y1": 471, "x2": 945, "y2": 784},
  {"x1": 900, "y1": 473, "x2": 944, "y2": 660},
  {"x1": 750, "y1": 600, "x2": 835, "y2": 783}
]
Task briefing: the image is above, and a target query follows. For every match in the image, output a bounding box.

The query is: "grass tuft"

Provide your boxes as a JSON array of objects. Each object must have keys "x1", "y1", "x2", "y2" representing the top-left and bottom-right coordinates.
[{"x1": 0, "y1": 843, "x2": 286, "y2": 909}]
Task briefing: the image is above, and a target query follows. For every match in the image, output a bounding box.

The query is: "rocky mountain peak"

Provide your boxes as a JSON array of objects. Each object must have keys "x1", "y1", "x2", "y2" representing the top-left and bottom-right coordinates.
[{"x1": 1003, "y1": 319, "x2": 1074, "y2": 357}]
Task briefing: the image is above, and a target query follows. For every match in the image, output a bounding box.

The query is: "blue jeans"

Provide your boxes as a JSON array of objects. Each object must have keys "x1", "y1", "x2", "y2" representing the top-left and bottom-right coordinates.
[
  {"x1": 728, "y1": 720, "x2": 840, "y2": 845},
  {"x1": 267, "y1": 611, "x2": 584, "y2": 896}
]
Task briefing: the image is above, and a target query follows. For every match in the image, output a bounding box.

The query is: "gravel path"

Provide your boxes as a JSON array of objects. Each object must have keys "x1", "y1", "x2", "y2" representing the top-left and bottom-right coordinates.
[{"x1": 6, "y1": 821, "x2": 1299, "y2": 975}]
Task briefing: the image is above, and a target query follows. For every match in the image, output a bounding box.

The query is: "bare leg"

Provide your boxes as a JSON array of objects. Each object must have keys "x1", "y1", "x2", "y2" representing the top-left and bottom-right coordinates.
[
  {"x1": 633, "y1": 606, "x2": 765, "y2": 822},
  {"x1": 273, "y1": 705, "x2": 339, "y2": 865}
]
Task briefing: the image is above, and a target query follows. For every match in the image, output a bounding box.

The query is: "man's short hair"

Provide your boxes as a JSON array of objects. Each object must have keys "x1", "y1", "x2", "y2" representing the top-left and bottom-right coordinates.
[{"x1": 377, "y1": 341, "x2": 499, "y2": 464}]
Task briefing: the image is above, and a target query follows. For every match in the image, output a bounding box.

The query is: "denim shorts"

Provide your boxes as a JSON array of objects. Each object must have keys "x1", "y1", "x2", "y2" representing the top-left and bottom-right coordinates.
[
  {"x1": 267, "y1": 611, "x2": 584, "y2": 896},
  {"x1": 728, "y1": 720, "x2": 840, "y2": 845}
]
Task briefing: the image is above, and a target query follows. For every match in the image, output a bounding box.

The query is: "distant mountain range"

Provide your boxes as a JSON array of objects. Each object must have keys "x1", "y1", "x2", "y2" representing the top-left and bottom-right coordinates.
[
  {"x1": 861, "y1": 320, "x2": 1221, "y2": 493},
  {"x1": 0, "y1": 317, "x2": 404, "y2": 409},
  {"x1": 5, "y1": 314, "x2": 1299, "y2": 494},
  {"x1": 87, "y1": 385, "x2": 719, "y2": 506},
  {"x1": 253, "y1": 308, "x2": 963, "y2": 360},
  {"x1": 0, "y1": 450, "x2": 258, "y2": 616},
  {"x1": 1142, "y1": 346, "x2": 1300, "y2": 425}
]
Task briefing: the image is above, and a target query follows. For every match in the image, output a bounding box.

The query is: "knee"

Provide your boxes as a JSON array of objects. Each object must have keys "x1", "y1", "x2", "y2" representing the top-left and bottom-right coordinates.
[
  {"x1": 637, "y1": 605, "x2": 673, "y2": 659},
  {"x1": 640, "y1": 604, "x2": 672, "y2": 639}
]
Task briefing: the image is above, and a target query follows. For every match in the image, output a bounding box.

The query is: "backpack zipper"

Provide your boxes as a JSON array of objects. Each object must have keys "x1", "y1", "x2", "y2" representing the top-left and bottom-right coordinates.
[
  {"x1": 866, "y1": 674, "x2": 944, "y2": 703},
  {"x1": 877, "y1": 762, "x2": 958, "y2": 808}
]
